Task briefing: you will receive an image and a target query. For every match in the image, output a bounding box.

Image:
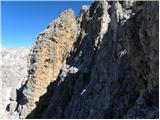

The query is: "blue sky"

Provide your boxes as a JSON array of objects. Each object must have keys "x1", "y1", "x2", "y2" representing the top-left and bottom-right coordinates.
[{"x1": 1, "y1": 1, "x2": 92, "y2": 48}]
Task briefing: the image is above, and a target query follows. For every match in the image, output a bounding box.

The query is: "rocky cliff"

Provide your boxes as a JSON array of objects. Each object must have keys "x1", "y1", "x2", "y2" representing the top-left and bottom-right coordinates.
[{"x1": 7, "y1": 0, "x2": 159, "y2": 119}]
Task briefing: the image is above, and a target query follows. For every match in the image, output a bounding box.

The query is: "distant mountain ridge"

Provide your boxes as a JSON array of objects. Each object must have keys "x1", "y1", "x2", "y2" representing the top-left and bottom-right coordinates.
[{"x1": 0, "y1": 47, "x2": 29, "y2": 118}]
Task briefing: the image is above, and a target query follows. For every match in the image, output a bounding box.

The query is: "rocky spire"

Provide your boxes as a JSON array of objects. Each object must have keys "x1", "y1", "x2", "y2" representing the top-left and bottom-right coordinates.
[{"x1": 13, "y1": 9, "x2": 78, "y2": 118}]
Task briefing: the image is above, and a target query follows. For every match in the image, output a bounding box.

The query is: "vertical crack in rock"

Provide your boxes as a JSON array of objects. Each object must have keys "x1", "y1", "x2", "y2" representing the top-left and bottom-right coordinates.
[{"x1": 93, "y1": 0, "x2": 110, "y2": 51}]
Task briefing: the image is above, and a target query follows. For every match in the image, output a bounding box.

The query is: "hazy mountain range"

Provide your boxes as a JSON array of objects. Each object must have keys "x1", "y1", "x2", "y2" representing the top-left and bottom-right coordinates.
[{"x1": 0, "y1": 47, "x2": 29, "y2": 118}]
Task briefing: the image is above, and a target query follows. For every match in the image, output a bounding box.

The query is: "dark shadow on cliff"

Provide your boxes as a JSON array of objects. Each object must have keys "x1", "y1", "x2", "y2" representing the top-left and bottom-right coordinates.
[
  {"x1": 20, "y1": 2, "x2": 159, "y2": 118},
  {"x1": 25, "y1": 23, "x2": 89, "y2": 119},
  {"x1": 25, "y1": 10, "x2": 141, "y2": 119},
  {"x1": 25, "y1": 18, "x2": 100, "y2": 118},
  {"x1": 26, "y1": 80, "x2": 57, "y2": 118},
  {"x1": 25, "y1": 70, "x2": 80, "y2": 119}
]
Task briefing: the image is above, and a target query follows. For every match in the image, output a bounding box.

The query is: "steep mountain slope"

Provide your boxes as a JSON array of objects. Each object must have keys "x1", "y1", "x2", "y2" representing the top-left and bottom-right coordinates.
[
  {"x1": 7, "y1": 1, "x2": 159, "y2": 119},
  {"x1": 0, "y1": 47, "x2": 29, "y2": 118}
]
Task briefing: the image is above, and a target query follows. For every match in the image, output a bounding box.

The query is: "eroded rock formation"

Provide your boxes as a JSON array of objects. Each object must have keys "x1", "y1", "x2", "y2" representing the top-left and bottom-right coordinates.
[
  {"x1": 15, "y1": 9, "x2": 78, "y2": 118},
  {"x1": 8, "y1": 0, "x2": 159, "y2": 119}
]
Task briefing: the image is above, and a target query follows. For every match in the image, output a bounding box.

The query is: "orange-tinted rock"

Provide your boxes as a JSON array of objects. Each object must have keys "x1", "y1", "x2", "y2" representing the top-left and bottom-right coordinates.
[{"x1": 18, "y1": 9, "x2": 78, "y2": 118}]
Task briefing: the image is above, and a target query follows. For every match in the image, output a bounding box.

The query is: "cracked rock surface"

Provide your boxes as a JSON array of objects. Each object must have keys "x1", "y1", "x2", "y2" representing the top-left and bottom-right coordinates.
[{"x1": 7, "y1": 0, "x2": 159, "y2": 119}]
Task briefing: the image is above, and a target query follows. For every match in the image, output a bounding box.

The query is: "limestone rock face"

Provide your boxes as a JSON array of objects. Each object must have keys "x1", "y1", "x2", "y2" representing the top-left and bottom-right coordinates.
[
  {"x1": 10, "y1": 88, "x2": 17, "y2": 101},
  {"x1": 16, "y1": 9, "x2": 78, "y2": 118},
  {"x1": 8, "y1": 101, "x2": 17, "y2": 115},
  {"x1": 11, "y1": 1, "x2": 158, "y2": 119}
]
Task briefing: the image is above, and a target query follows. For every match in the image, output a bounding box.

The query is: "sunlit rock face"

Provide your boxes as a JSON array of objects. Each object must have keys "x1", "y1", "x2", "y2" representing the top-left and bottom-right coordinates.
[
  {"x1": 12, "y1": 9, "x2": 78, "y2": 119},
  {"x1": 7, "y1": 1, "x2": 159, "y2": 119}
]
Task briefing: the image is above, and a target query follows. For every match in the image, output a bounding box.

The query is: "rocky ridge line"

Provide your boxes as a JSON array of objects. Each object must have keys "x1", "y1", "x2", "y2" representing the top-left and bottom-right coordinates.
[{"x1": 7, "y1": 1, "x2": 159, "y2": 119}]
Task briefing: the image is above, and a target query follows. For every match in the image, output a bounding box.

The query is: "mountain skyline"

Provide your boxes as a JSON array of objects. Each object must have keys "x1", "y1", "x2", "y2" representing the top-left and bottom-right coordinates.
[{"x1": 1, "y1": 1, "x2": 92, "y2": 48}]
